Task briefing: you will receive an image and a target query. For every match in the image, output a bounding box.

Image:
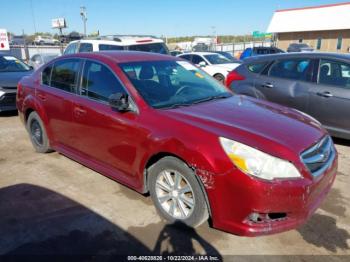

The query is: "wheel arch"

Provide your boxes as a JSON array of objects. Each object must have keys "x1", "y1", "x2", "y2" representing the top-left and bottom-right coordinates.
[{"x1": 142, "y1": 151, "x2": 213, "y2": 217}]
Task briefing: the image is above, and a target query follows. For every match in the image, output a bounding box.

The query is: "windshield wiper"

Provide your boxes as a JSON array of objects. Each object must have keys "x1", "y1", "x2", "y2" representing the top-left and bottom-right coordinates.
[
  {"x1": 156, "y1": 103, "x2": 193, "y2": 110},
  {"x1": 156, "y1": 94, "x2": 231, "y2": 109},
  {"x1": 191, "y1": 94, "x2": 231, "y2": 105}
]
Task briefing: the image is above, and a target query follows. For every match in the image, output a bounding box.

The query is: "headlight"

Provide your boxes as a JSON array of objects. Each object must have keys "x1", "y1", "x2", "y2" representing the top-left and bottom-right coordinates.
[
  {"x1": 219, "y1": 137, "x2": 301, "y2": 181},
  {"x1": 0, "y1": 90, "x2": 5, "y2": 97}
]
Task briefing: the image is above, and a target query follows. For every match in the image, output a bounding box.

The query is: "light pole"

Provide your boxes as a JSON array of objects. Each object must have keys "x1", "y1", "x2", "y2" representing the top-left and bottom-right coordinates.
[{"x1": 80, "y1": 6, "x2": 87, "y2": 37}]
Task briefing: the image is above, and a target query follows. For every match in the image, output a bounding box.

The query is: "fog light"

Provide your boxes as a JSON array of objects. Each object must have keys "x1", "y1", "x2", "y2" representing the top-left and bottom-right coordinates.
[{"x1": 247, "y1": 212, "x2": 287, "y2": 223}]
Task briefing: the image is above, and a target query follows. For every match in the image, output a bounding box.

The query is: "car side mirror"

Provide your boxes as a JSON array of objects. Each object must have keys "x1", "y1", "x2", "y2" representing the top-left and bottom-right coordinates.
[
  {"x1": 198, "y1": 61, "x2": 206, "y2": 67},
  {"x1": 108, "y1": 93, "x2": 130, "y2": 112}
]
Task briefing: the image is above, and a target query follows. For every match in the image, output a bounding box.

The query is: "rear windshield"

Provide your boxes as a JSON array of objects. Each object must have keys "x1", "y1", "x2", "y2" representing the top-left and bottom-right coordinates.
[
  {"x1": 99, "y1": 44, "x2": 124, "y2": 51},
  {"x1": 128, "y1": 43, "x2": 169, "y2": 55}
]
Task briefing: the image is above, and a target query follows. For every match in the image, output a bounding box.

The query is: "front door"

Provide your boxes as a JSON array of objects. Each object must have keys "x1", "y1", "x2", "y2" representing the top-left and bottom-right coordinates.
[
  {"x1": 70, "y1": 60, "x2": 141, "y2": 182},
  {"x1": 254, "y1": 58, "x2": 315, "y2": 112},
  {"x1": 308, "y1": 59, "x2": 350, "y2": 137}
]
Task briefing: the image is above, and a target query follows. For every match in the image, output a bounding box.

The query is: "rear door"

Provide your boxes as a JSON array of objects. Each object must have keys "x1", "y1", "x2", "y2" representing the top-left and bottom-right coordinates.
[
  {"x1": 308, "y1": 58, "x2": 350, "y2": 137},
  {"x1": 254, "y1": 58, "x2": 315, "y2": 112},
  {"x1": 38, "y1": 59, "x2": 82, "y2": 146}
]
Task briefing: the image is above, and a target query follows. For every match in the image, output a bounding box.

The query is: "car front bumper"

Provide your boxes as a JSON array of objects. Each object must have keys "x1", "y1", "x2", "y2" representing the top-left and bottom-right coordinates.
[{"x1": 207, "y1": 153, "x2": 338, "y2": 237}]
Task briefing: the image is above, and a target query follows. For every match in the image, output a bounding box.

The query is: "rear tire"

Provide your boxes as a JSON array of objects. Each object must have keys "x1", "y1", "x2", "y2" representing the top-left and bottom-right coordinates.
[
  {"x1": 214, "y1": 73, "x2": 225, "y2": 83},
  {"x1": 148, "y1": 157, "x2": 209, "y2": 227},
  {"x1": 26, "y1": 112, "x2": 52, "y2": 153}
]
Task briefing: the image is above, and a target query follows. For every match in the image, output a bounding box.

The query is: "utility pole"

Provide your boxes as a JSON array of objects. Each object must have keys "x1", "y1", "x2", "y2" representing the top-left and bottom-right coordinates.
[{"x1": 80, "y1": 6, "x2": 87, "y2": 37}]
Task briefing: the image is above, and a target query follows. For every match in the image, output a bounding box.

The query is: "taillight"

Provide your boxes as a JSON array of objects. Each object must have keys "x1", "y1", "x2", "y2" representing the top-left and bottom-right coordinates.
[{"x1": 226, "y1": 70, "x2": 245, "y2": 88}]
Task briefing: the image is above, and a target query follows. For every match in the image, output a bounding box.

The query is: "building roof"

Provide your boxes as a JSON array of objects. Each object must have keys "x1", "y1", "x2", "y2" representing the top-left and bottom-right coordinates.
[{"x1": 267, "y1": 2, "x2": 350, "y2": 33}]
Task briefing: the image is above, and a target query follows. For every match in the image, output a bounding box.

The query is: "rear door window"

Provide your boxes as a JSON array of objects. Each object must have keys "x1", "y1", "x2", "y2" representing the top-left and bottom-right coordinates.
[
  {"x1": 191, "y1": 55, "x2": 206, "y2": 65},
  {"x1": 179, "y1": 55, "x2": 192, "y2": 62},
  {"x1": 268, "y1": 59, "x2": 312, "y2": 82},
  {"x1": 81, "y1": 61, "x2": 125, "y2": 102},
  {"x1": 50, "y1": 59, "x2": 81, "y2": 92},
  {"x1": 318, "y1": 59, "x2": 350, "y2": 89},
  {"x1": 79, "y1": 43, "x2": 93, "y2": 53}
]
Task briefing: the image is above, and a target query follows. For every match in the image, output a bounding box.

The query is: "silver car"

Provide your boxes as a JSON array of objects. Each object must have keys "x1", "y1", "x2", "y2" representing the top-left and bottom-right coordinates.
[
  {"x1": 227, "y1": 52, "x2": 350, "y2": 139},
  {"x1": 29, "y1": 53, "x2": 59, "y2": 70}
]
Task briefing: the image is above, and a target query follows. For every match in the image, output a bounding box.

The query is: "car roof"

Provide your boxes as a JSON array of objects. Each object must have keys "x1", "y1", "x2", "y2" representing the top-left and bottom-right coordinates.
[
  {"x1": 69, "y1": 36, "x2": 164, "y2": 46},
  {"x1": 62, "y1": 51, "x2": 178, "y2": 63},
  {"x1": 179, "y1": 52, "x2": 220, "y2": 56},
  {"x1": 243, "y1": 52, "x2": 350, "y2": 63}
]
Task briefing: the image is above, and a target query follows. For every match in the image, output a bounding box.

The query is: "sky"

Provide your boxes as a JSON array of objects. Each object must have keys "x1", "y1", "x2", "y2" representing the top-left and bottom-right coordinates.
[{"x1": 1, "y1": 0, "x2": 346, "y2": 37}]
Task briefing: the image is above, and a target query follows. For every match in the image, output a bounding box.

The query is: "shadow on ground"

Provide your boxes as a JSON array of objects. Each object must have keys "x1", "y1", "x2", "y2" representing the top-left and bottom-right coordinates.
[
  {"x1": 0, "y1": 111, "x2": 18, "y2": 117},
  {"x1": 0, "y1": 183, "x2": 222, "y2": 260},
  {"x1": 297, "y1": 213, "x2": 350, "y2": 253},
  {"x1": 333, "y1": 137, "x2": 350, "y2": 147}
]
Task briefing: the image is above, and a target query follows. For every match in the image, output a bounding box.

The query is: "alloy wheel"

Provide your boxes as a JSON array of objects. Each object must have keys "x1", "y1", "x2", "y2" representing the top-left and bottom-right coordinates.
[{"x1": 155, "y1": 170, "x2": 195, "y2": 219}]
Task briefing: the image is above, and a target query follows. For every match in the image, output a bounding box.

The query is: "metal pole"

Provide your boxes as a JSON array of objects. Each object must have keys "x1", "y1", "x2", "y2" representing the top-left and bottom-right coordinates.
[{"x1": 80, "y1": 6, "x2": 87, "y2": 37}]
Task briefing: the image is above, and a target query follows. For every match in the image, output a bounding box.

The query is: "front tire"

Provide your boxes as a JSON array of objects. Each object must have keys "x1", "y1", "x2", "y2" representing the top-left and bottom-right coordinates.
[
  {"x1": 148, "y1": 157, "x2": 209, "y2": 227},
  {"x1": 26, "y1": 112, "x2": 52, "y2": 153}
]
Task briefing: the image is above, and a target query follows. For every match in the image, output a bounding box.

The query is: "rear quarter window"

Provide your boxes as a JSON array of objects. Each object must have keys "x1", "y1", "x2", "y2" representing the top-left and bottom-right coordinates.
[{"x1": 247, "y1": 63, "x2": 268, "y2": 74}]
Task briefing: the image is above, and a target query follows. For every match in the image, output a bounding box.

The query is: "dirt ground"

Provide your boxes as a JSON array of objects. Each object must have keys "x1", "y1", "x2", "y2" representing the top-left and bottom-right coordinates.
[{"x1": 0, "y1": 112, "x2": 349, "y2": 261}]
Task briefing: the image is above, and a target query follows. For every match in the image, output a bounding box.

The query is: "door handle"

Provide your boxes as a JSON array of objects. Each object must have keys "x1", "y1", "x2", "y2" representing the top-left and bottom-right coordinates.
[
  {"x1": 261, "y1": 83, "x2": 274, "y2": 88},
  {"x1": 37, "y1": 93, "x2": 46, "y2": 101},
  {"x1": 74, "y1": 107, "x2": 87, "y2": 116},
  {"x1": 317, "y1": 91, "x2": 333, "y2": 98}
]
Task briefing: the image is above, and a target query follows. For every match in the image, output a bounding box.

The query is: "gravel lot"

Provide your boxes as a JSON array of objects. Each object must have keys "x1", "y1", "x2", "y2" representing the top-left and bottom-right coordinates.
[{"x1": 0, "y1": 112, "x2": 349, "y2": 260}]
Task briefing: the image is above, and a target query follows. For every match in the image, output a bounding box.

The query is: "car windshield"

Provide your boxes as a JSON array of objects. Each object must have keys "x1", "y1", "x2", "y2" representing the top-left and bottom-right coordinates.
[
  {"x1": 128, "y1": 43, "x2": 169, "y2": 55},
  {"x1": 204, "y1": 54, "x2": 232, "y2": 64},
  {"x1": 0, "y1": 56, "x2": 31, "y2": 72},
  {"x1": 120, "y1": 60, "x2": 232, "y2": 109}
]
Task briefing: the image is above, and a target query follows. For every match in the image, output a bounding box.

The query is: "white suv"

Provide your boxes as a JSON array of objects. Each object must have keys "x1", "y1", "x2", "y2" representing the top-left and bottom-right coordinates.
[
  {"x1": 63, "y1": 36, "x2": 169, "y2": 55},
  {"x1": 34, "y1": 36, "x2": 60, "y2": 46},
  {"x1": 178, "y1": 52, "x2": 241, "y2": 82}
]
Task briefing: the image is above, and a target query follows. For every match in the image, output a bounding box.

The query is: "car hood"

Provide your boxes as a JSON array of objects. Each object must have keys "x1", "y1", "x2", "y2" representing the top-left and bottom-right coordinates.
[
  {"x1": 160, "y1": 95, "x2": 325, "y2": 157},
  {"x1": 0, "y1": 71, "x2": 33, "y2": 89}
]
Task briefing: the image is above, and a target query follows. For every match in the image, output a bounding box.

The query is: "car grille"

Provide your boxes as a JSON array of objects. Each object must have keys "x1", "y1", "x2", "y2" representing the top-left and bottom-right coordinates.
[
  {"x1": 301, "y1": 136, "x2": 335, "y2": 177},
  {"x1": 0, "y1": 93, "x2": 16, "y2": 106}
]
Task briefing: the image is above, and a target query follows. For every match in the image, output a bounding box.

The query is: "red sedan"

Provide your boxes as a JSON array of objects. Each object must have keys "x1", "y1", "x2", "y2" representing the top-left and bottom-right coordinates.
[{"x1": 17, "y1": 51, "x2": 337, "y2": 236}]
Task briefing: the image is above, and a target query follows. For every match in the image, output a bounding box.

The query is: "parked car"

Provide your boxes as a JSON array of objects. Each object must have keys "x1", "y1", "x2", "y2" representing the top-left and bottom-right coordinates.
[
  {"x1": 0, "y1": 55, "x2": 33, "y2": 112},
  {"x1": 287, "y1": 43, "x2": 314, "y2": 53},
  {"x1": 17, "y1": 51, "x2": 337, "y2": 236},
  {"x1": 178, "y1": 52, "x2": 241, "y2": 82},
  {"x1": 240, "y1": 47, "x2": 285, "y2": 60},
  {"x1": 64, "y1": 36, "x2": 169, "y2": 55},
  {"x1": 60, "y1": 32, "x2": 83, "y2": 44},
  {"x1": 34, "y1": 36, "x2": 60, "y2": 46},
  {"x1": 226, "y1": 52, "x2": 350, "y2": 139},
  {"x1": 170, "y1": 50, "x2": 183, "y2": 56},
  {"x1": 29, "y1": 53, "x2": 59, "y2": 70}
]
